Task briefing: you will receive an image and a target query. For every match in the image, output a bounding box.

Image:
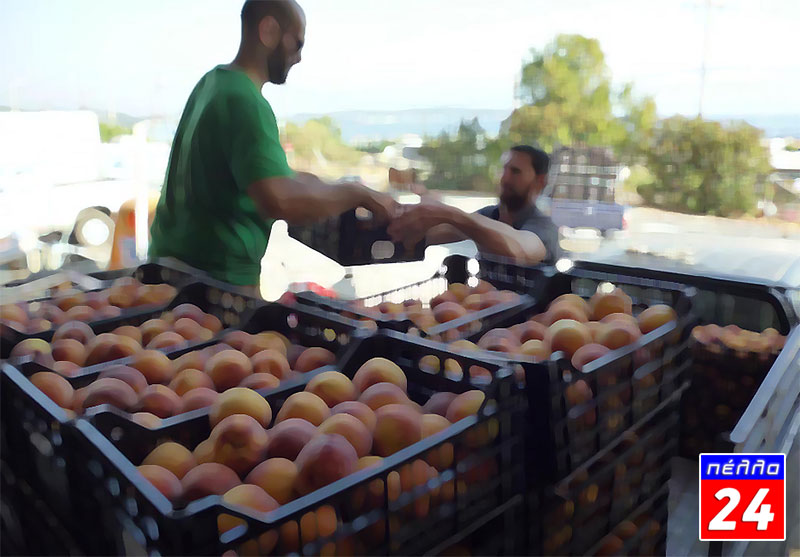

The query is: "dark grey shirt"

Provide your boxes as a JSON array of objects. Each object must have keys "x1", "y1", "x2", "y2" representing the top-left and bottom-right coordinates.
[{"x1": 476, "y1": 203, "x2": 561, "y2": 264}]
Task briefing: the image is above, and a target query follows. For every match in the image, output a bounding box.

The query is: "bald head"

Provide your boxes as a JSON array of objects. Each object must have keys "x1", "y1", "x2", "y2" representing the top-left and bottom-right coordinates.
[
  {"x1": 241, "y1": 0, "x2": 304, "y2": 39},
  {"x1": 238, "y1": 0, "x2": 305, "y2": 85}
]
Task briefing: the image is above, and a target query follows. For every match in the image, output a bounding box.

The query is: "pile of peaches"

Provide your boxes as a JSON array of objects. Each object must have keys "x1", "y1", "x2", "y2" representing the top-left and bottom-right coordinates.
[
  {"x1": 115, "y1": 360, "x2": 487, "y2": 554},
  {"x1": 25, "y1": 325, "x2": 341, "y2": 423},
  {"x1": 690, "y1": 324, "x2": 786, "y2": 357},
  {"x1": 1, "y1": 277, "x2": 178, "y2": 334}
]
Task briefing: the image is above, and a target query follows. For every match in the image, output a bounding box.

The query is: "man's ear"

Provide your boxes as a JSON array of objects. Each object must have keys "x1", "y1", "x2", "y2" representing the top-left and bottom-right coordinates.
[
  {"x1": 535, "y1": 173, "x2": 548, "y2": 193},
  {"x1": 258, "y1": 15, "x2": 282, "y2": 49}
]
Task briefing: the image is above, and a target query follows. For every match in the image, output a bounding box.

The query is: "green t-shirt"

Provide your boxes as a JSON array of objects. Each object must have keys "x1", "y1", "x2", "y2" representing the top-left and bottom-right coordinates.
[{"x1": 150, "y1": 65, "x2": 293, "y2": 285}]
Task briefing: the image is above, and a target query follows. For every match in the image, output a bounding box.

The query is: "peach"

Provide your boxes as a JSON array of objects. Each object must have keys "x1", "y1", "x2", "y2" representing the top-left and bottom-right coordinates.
[
  {"x1": 193, "y1": 439, "x2": 215, "y2": 464},
  {"x1": 331, "y1": 401, "x2": 376, "y2": 432},
  {"x1": 447, "y1": 283, "x2": 471, "y2": 302},
  {"x1": 181, "y1": 387, "x2": 219, "y2": 412},
  {"x1": 586, "y1": 321, "x2": 609, "y2": 342},
  {"x1": 168, "y1": 368, "x2": 215, "y2": 395},
  {"x1": 304, "y1": 370, "x2": 357, "y2": 407},
  {"x1": 377, "y1": 301, "x2": 405, "y2": 315},
  {"x1": 521, "y1": 339, "x2": 551, "y2": 360},
  {"x1": 173, "y1": 317, "x2": 213, "y2": 342},
  {"x1": 359, "y1": 382, "x2": 412, "y2": 411},
  {"x1": 112, "y1": 325, "x2": 143, "y2": 344},
  {"x1": 590, "y1": 288, "x2": 633, "y2": 321},
  {"x1": 244, "y1": 332, "x2": 288, "y2": 357},
  {"x1": 30, "y1": 371, "x2": 74, "y2": 408},
  {"x1": 423, "y1": 392, "x2": 458, "y2": 417},
  {"x1": 449, "y1": 339, "x2": 479, "y2": 352},
  {"x1": 95, "y1": 305, "x2": 123, "y2": 320},
  {"x1": 98, "y1": 365, "x2": 149, "y2": 394},
  {"x1": 80, "y1": 377, "x2": 138, "y2": 412},
  {"x1": 201, "y1": 313, "x2": 223, "y2": 334},
  {"x1": 294, "y1": 347, "x2": 336, "y2": 373},
  {"x1": 352, "y1": 357, "x2": 407, "y2": 394},
  {"x1": 138, "y1": 464, "x2": 183, "y2": 502},
  {"x1": 510, "y1": 321, "x2": 550, "y2": 344},
  {"x1": 571, "y1": 344, "x2": 612, "y2": 371},
  {"x1": 218, "y1": 484, "x2": 280, "y2": 554},
  {"x1": 317, "y1": 413, "x2": 373, "y2": 457},
  {"x1": 265, "y1": 418, "x2": 317, "y2": 460},
  {"x1": 245, "y1": 458, "x2": 298, "y2": 505},
  {"x1": 9, "y1": 338, "x2": 53, "y2": 361},
  {"x1": 146, "y1": 331, "x2": 186, "y2": 351},
  {"x1": 181, "y1": 463, "x2": 240, "y2": 502},
  {"x1": 84, "y1": 333, "x2": 136, "y2": 366},
  {"x1": 1, "y1": 303, "x2": 28, "y2": 323},
  {"x1": 549, "y1": 293, "x2": 591, "y2": 317},
  {"x1": 171, "y1": 303, "x2": 206, "y2": 324},
  {"x1": 55, "y1": 293, "x2": 87, "y2": 312},
  {"x1": 131, "y1": 412, "x2": 162, "y2": 428},
  {"x1": 548, "y1": 319, "x2": 592, "y2": 358},
  {"x1": 478, "y1": 328, "x2": 522, "y2": 353},
  {"x1": 209, "y1": 387, "x2": 272, "y2": 428},
  {"x1": 421, "y1": 414, "x2": 454, "y2": 470},
  {"x1": 52, "y1": 360, "x2": 81, "y2": 377},
  {"x1": 136, "y1": 384, "x2": 183, "y2": 418},
  {"x1": 373, "y1": 404, "x2": 422, "y2": 457},
  {"x1": 469, "y1": 280, "x2": 496, "y2": 295},
  {"x1": 205, "y1": 349, "x2": 253, "y2": 391},
  {"x1": 564, "y1": 379, "x2": 593, "y2": 407},
  {"x1": 295, "y1": 433, "x2": 358, "y2": 495},
  {"x1": 597, "y1": 320, "x2": 642, "y2": 350},
  {"x1": 275, "y1": 392, "x2": 330, "y2": 426},
  {"x1": 238, "y1": 373, "x2": 281, "y2": 391},
  {"x1": 430, "y1": 291, "x2": 459, "y2": 308},
  {"x1": 432, "y1": 301, "x2": 468, "y2": 323},
  {"x1": 600, "y1": 312, "x2": 639, "y2": 327},
  {"x1": 83, "y1": 291, "x2": 110, "y2": 311},
  {"x1": 209, "y1": 414, "x2": 270, "y2": 477},
  {"x1": 445, "y1": 390, "x2": 485, "y2": 423},
  {"x1": 172, "y1": 350, "x2": 209, "y2": 374},
  {"x1": 139, "y1": 318, "x2": 171, "y2": 346},
  {"x1": 50, "y1": 338, "x2": 86, "y2": 366},
  {"x1": 142, "y1": 442, "x2": 197, "y2": 479},
  {"x1": 222, "y1": 330, "x2": 253, "y2": 352},
  {"x1": 543, "y1": 302, "x2": 589, "y2": 325},
  {"x1": 250, "y1": 349, "x2": 290, "y2": 379},
  {"x1": 130, "y1": 349, "x2": 175, "y2": 384},
  {"x1": 637, "y1": 304, "x2": 678, "y2": 334},
  {"x1": 286, "y1": 344, "x2": 306, "y2": 368}
]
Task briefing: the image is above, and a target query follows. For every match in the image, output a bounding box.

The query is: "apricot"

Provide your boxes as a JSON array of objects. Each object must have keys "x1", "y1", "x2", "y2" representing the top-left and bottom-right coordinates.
[
  {"x1": 9, "y1": 338, "x2": 53, "y2": 361},
  {"x1": 238, "y1": 373, "x2": 281, "y2": 391},
  {"x1": 80, "y1": 377, "x2": 138, "y2": 412},
  {"x1": 430, "y1": 291, "x2": 459, "y2": 308},
  {"x1": 303, "y1": 370, "x2": 355, "y2": 407},
  {"x1": 244, "y1": 332, "x2": 289, "y2": 358},
  {"x1": 180, "y1": 387, "x2": 219, "y2": 412},
  {"x1": 445, "y1": 390, "x2": 485, "y2": 423},
  {"x1": 193, "y1": 439, "x2": 215, "y2": 464},
  {"x1": 112, "y1": 325, "x2": 143, "y2": 344},
  {"x1": 265, "y1": 418, "x2": 317, "y2": 460},
  {"x1": 171, "y1": 303, "x2": 206, "y2": 324},
  {"x1": 209, "y1": 414, "x2": 270, "y2": 477},
  {"x1": 201, "y1": 313, "x2": 223, "y2": 334},
  {"x1": 275, "y1": 391, "x2": 330, "y2": 426},
  {"x1": 597, "y1": 321, "x2": 642, "y2": 350},
  {"x1": 294, "y1": 347, "x2": 336, "y2": 373},
  {"x1": 447, "y1": 282, "x2": 471, "y2": 302},
  {"x1": 432, "y1": 301, "x2": 468, "y2": 323},
  {"x1": 209, "y1": 387, "x2": 272, "y2": 428},
  {"x1": 136, "y1": 384, "x2": 183, "y2": 418},
  {"x1": 52, "y1": 321, "x2": 94, "y2": 344},
  {"x1": 139, "y1": 319, "x2": 171, "y2": 346},
  {"x1": 330, "y1": 400, "x2": 377, "y2": 432},
  {"x1": 84, "y1": 333, "x2": 139, "y2": 366},
  {"x1": 173, "y1": 317, "x2": 213, "y2": 342},
  {"x1": 589, "y1": 288, "x2": 633, "y2": 320},
  {"x1": 359, "y1": 382, "x2": 412, "y2": 411},
  {"x1": 205, "y1": 350, "x2": 253, "y2": 392},
  {"x1": 571, "y1": 343, "x2": 611, "y2": 371},
  {"x1": 146, "y1": 331, "x2": 186, "y2": 351},
  {"x1": 543, "y1": 302, "x2": 589, "y2": 325},
  {"x1": 352, "y1": 357, "x2": 407, "y2": 393},
  {"x1": 130, "y1": 349, "x2": 175, "y2": 384},
  {"x1": 142, "y1": 441, "x2": 197, "y2": 479},
  {"x1": 181, "y1": 463, "x2": 240, "y2": 502},
  {"x1": 50, "y1": 338, "x2": 86, "y2": 366},
  {"x1": 30, "y1": 371, "x2": 74, "y2": 408},
  {"x1": 52, "y1": 360, "x2": 81, "y2": 378},
  {"x1": 250, "y1": 349, "x2": 290, "y2": 379},
  {"x1": 449, "y1": 339, "x2": 479, "y2": 352},
  {"x1": 637, "y1": 304, "x2": 678, "y2": 334},
  {"x1": 422, "y1": 392, "x2": 458, "y2": 417},
  {"x1": 510, "y1": 321, "x2": 550, "y2": 344},
  {"x1": 131, "y1": 412, "x2": 162, "y2": 428},
  {"x1": 317, "y1": 413, "x2": 373, "y2": 457},
  {"x1": 218, "y1": 484, "x2": 280, "y2": 554},
  {"x1": 421, "y1": 413, "x2": 454, "y2": 469},
  {"x1": 548, "y1": 319, "x2": 592, "y2": 358},
  {"x1": 138, "y1": 464, "x2": 183, "y2": 502},
  {"x1": 168, "y1": 368, "x2": 215, "y2": 395},
  {"x1": 98, "y1": 365, "x2": 149, "y2": 394},
  {"x1": 373, "y1": 404, "x2": 422, "y2": 457},
  {"x1": 1, "y1": 303, "x2": 28, "y2": 323},
  {"x1": 172, "y1": 350, "x2": 209, "y2": 374},
  {"x1": 469, "y1": 280, "x2": 496, "y2": 295},
  {"x1": 295, "y1": 433, "x2": 358, "y2": 495},
  {"x1": 245, "y1": 458, "x2": 298, "y2": 505},
  {"x1": 83, "y1": 291, "x2": 110, "y2": 311},
  {"x1": 564, "y1": 379, "x2": 593, "y2": 407},
  {"x1": 549, "y1": 293, "x2": 591, "y2": 317},
  {"x1": 56, "y1": 292, "x2": 86, "y2": 312},
  {"x1": 586, "y1": 321, "x2": 608, "y2": 342},
  {"x1": 520, "y1": 339, "x2": 551, "y2": 360}
]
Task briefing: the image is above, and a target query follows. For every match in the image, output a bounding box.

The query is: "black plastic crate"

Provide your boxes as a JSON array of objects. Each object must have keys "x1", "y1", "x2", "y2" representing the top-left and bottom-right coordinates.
[
  {"x1": 1, "y1": 259, "x2": 227, "y2": 359},
  {"x1": 532, "y1": 387, "x2": 685, "y2": 556},
  {"x1": 287, "y1": 207, "x2": 426, "y2": 266},
  {"x1": 71, "y1": 331, "x2": 525, "y2": 556},
  {"x1": 296, "y1": 260, "x2": 536, "y2": 343}
]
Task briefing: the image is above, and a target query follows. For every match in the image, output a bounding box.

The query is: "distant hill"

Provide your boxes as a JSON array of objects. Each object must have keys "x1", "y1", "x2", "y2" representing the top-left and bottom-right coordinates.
[{"x1": 0, "y1": 106, "x2": 143, "y2": 128}]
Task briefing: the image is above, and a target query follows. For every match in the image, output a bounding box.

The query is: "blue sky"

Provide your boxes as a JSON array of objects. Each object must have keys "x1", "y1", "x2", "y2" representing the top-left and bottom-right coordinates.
[{"x1": 1, "y1": 0, "x2": 798, "y2": 119}]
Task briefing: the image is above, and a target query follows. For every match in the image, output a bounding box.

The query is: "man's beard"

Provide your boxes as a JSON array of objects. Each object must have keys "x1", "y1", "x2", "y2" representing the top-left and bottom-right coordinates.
[
  {"x1": 500, "y1": 189, "x2": 527, "y2": 212},
  {"x1": 267, "y1": 45, "x2": 288, "y2": 84}
]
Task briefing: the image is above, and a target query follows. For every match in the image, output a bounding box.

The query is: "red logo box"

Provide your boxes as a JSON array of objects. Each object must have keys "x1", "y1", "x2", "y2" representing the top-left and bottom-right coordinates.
[{"x1": 699, "y1": 453, "x2": 786, "y2": 541}]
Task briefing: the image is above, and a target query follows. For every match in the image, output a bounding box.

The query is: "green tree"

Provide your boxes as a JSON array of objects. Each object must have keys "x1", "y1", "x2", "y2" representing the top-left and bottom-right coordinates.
[
  {"x1": 99, "y1": 121, "x2": 132, "y2": 142},
  {"x1": 636, "y1": 117, "x2": 772, "y2": 216},
  {"x1": 284, "y1": 117, "x2": 363, "y2": 166}
]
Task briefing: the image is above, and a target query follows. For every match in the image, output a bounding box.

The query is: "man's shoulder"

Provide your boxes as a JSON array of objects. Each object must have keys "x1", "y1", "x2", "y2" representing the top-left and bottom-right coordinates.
[{"x1": 475, "y1": 204, "x2": 500, "y2": 218}]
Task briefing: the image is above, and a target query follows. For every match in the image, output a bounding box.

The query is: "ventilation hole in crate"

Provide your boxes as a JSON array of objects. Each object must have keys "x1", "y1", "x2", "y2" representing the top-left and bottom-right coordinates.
[
  {"x1": 107, "y1": 477, "x2": 121, "y2": 496},
  {"x1": 287, "y1": 314, "x2": 299, "y2": 329},
  {"x1": 51, "y1": 430, "x2": 63, "y2": 446},
  {"x1": 419, "y1": 355, "x2": 440, "y2": 374},
  {"x1": 209, "y1": 289, "x2": 221, "y2": 305},
  {"x1": 142, "y1": 516, "x2": 159, "y2": 540},
  {"x1": 30, "y1": 432, "x2": 53, "y2": 457},
  {"x1": 221, "y1": 292, "x2": 234, "y2": 309},
  {"x1": 323, "y1": 329, "x2": 336, "y2": 343},
  {"x1": 54, "y1": 456, "x2": 66, "y2": 469},
  {"x1": 234, "y1": 297, "x2": 246, "y2": 313},
  {"x1": 111, "y1": 426, "x2": 124, "y2": 442},
  {"x1": 125, "y1": 496, "x2": 138, "y2": 517},
  {"x1": 338, "y1": 333, "x2": 349, "y2": 346},
  {"x1": 371, "y1": 241, "x2": 395, "y2": 260},
  {"x1": 88, "y1": 460, "x2": 103, "y2": 479},
  {"x1": 468, "y1": 366, "x2": 492, "y2": 385},
  {"x1": 598, "y1": 282, "x2": 616, "y2": 294},
  {"x1": 444, "y1": 359, "x2": 463, "y2": 381}
]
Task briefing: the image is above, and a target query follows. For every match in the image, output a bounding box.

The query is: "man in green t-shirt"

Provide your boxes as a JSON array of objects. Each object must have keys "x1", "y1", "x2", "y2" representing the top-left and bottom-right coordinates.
[{"x1": 150, "y1": 0, "x2": 397, "y2": 288}]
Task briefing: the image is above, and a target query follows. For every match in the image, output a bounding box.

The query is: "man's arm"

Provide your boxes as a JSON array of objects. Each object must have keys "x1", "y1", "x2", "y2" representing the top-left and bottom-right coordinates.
[
  {"x1": 389, "y1": 201, "x2": 547, "y2": 265},
  {"x1": 247, "y1": 176, "x2": 397, "y2": 225}
]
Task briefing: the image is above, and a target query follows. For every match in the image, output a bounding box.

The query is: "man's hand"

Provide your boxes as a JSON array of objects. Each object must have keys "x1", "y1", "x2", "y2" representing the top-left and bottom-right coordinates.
[
  {"x1": 345, "y1": 183, "x2": 400, "y2": 224},
  {"x1": 387, "y1": 199, "x2": 456, "y2": 248}
]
